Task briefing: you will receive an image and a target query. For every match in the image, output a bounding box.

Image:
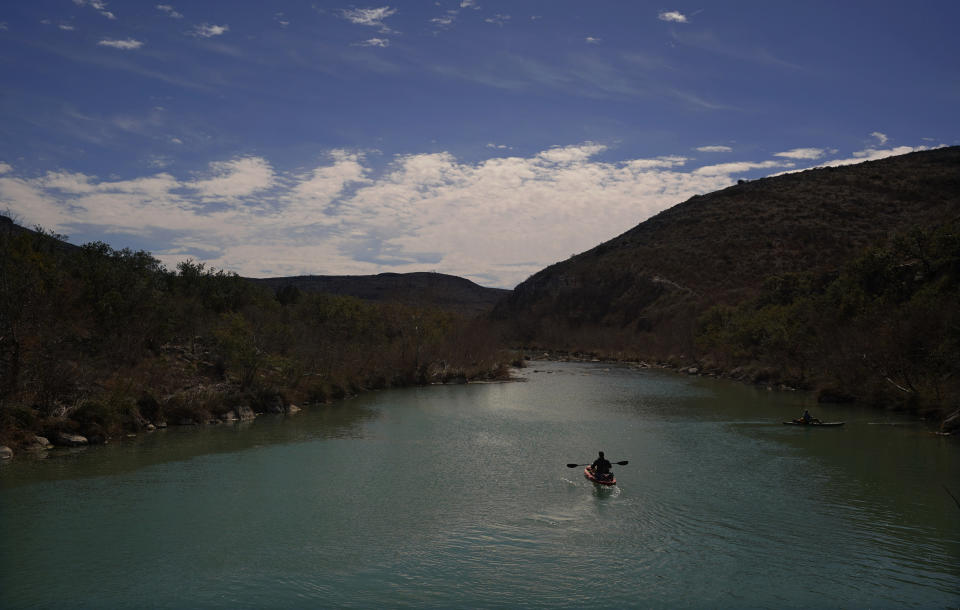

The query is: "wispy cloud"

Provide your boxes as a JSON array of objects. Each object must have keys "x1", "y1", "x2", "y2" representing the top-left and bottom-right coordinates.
[
  {"x1": 671, "y1": 29, "x2": 801, "y2": 70},
  {"x1": 485, "y1": 14, "x2": 511, "y2": 26},
  {"x1": 340, "y1": 6, "x2": 397, "y2": 32},
  {"x1": 432, "y1": 52, "x2": 725, "y2": 110},
  {"x1": 585, "y1": 37, "x2": 602, "y2": 45},
  {"x1": 696, "y1": 145, "x2": 733, "y2": 153},
  {"x1": 693, "y1": 160, "x2": 792, "y2": 176},
  {"x1": 191, "y1": 24, "x2": 229, "y2": 38},
  {"x1": 156, "y1": 4, "x2": 183, "y2": 19},
  {"x1": 774, "y1": 147, "x2": 825, "y2": 160},
  {"x1": 73, "y1": 0, "x2": 115, "y2": 20},
  {"x1": 658, "y1": 10, "x2": 688, "y2": 23},
  {"x1": 355, "y1": 38, "x2": 390, "y2": 48},
  {"x1": 871, "y1": 131, "x2": 889, "y2": 145},
  {"x1": 97, "y1": 38, "x2": 144, "y2": 50},
  {"x1": 431, "y1": 13, "x2": 456, "y2": 29},
  {"x1": 59, "y1": 24, "x2": 77, "y2": 31}
]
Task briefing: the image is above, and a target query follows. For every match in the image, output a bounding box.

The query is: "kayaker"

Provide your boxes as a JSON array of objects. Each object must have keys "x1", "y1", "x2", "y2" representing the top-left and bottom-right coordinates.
[
  {"x1": 801, "y1": 410, "x2": 821, "y2": 424},
  {"x1": 592, "y1": 451, "x2": 612, "y2": 475}
]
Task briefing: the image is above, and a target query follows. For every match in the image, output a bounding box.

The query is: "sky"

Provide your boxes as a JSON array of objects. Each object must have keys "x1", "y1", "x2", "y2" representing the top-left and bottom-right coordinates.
[{"x1": 1, "y1": 1, "x2": 958, "y2": 288}]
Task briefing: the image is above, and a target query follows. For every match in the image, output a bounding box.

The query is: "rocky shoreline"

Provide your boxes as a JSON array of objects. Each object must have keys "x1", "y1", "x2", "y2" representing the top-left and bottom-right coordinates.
[{"x1": 0, "y1": 366, "x2": 520, "y2": 462}]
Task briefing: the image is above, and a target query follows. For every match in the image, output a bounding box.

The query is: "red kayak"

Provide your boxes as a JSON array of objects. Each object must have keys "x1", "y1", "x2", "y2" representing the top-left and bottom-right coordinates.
[{"x1": 584, "y1": 466, "x2": 616, "y2": 486}]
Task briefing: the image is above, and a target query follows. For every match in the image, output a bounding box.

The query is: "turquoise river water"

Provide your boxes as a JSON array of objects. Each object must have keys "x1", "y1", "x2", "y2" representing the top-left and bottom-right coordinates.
[{"x1": 1, "y1": 361, "x2": 958, "y2": 608}]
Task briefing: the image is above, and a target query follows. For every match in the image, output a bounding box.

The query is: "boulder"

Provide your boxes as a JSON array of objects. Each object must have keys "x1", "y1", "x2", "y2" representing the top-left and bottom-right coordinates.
[
  {"x1": 941, "y1": 408, "x2": 960, "y2": 435},
  {"x1": 287, "y1": 404, "x2": 301, "y2": 415},
  {"x1": 220, "y1": 410, "x2": 238, "y2": 422},
  {"x1": 53, "y1": 432, "x2": 88, "y2": 447},
  {"x1": 236, "y1": 406, "x2": 256, "y2": 421},
  {"x1": 31, "y1": 436, "x2": 54, "y2": 450},
  {"x1": 0, "y1": 446, "x2": 12, "y2": 460}
]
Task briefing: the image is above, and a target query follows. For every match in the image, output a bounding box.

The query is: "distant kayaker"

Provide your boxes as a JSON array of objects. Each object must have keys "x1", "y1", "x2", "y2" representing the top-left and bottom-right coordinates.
[
  {"x1": 801, "y1": 410, "x2": 821, "y2": 424},
  {"x1": 592, "y1": 451, "x2": 612, "y2": 475}
]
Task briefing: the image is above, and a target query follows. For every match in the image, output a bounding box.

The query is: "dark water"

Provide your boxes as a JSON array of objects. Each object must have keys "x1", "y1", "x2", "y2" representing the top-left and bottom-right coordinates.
[{"x1": 1, "y1": 361, "x2": 958, "y2": 608}]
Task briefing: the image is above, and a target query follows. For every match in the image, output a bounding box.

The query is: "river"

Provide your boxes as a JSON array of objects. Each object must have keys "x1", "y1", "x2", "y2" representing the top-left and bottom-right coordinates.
[{"x1": 1, "y1": 361, "x2": 958, "y2": 608}]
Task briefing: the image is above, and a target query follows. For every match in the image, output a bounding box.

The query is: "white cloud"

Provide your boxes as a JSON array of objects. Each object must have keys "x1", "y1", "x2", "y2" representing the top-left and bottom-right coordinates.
[
  {"x1": 156, "y1": 4, "x2": 183, "y2": 19},
  {"x1": 696, "y1": 145, "x2": 733, "y2": 153},
  {"x1": 186, "y1": 157, "x2": 276, "y2": 200},
  {"x1": 431, "y1": 14, "x2": 456, "y2": 28},
  {"x1": 871, "y1": 131, "x2": 889, "y2": 145},
  {"x1": 355, "y1": 38, "x2": 390, "y2": 47},
  {"x1": 585, "y1": 37, "x2": 602, "y2": 44},
  {"x1": 191, "y1": 24, "x2": 229, "y2": 38},
  {"x1": 774, "y1": 147, "x2": 825, "y2": 160},
  {"x1": 73, "y1": 0, "x2": 115, "y2": 20},
  {"x1": 59, "y1": 24, "x2": 76, "y2": 31},
  {"x1": 694, "y1": 160, "x2": 792, "y2": 176},
  {"x1": 341, "y1": 7, "x2": 397, "y2": 30},
  {"x1": 0, "y1": 22, "x2": 8, "y2": 31},
  {"x1": 846, "y1": 145, "x2": 929, "y2": 162},
  {"x1": 538, "y1": 143, "x2": 607, "y2": 164},
  {"x1": 485, "y1": 14, "x2": 511, "y2": 26},
  {"x1": 98, "y1": 38, "x2": 144, "y2": 50},
  {"x1": 460, "y1": 0, "x2": 477, "y2": 8},
  {"x1": 658, "y1": 10, "x2": 688, "y2": 23},
  {"x1": 3, "y1": 144, "x2": 929, "y2": 288}
]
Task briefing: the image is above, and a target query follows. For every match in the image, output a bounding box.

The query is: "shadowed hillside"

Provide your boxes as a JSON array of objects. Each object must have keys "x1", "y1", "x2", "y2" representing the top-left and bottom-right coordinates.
[
  {"x1": 250, "y1": 272, "x2": 510, "y2": 316},
  {"x1": 496, "y1": 146, "x2": 960, "y2": 356},
  {"x1": 494, "y1": 148, "x2": 960, "y2": 424}
]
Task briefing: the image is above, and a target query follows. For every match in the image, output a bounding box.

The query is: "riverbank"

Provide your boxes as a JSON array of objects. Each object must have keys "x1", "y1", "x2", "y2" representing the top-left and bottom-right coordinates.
[
  {"x1": 0, "y1": 344, "x2": 522, "y2": 460},
  {"x1": 520, "y1": 349, "x2": 960, "y2": 435}
]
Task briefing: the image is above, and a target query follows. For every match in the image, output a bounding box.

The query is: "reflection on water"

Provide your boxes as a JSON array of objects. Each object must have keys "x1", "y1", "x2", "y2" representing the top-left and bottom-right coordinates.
[{"x1": 1, "y1": 361, "x2": 957, "y2": 609}]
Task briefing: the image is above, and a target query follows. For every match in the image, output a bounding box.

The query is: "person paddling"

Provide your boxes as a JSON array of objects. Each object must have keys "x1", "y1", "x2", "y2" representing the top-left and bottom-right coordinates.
[
  {"x1": 800, "y1": 409, "x2": 821, "y2": 424},
  {"x1": 591, "y1": 451, "x2": 612, "y2": 477}
]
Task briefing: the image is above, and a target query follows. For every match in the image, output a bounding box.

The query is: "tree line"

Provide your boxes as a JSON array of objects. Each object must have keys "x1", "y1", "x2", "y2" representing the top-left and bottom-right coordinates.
[
  {"x1": 0, "y1": 224, "x2": 515, "y2": 448},
  {"x1": 696, "y1": 222, "x2": 960, "y2": 416}
]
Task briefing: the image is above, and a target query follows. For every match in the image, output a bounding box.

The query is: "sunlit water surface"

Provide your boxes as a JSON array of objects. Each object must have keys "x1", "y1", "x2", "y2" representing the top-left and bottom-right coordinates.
[{"x1": 2, "y1": 361, "x2": 958, "y2": 608}]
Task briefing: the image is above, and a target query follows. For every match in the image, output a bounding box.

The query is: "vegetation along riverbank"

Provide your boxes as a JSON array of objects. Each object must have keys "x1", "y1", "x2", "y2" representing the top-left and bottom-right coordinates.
[{"x1": 0, "y1": 219, "x2": 519, "y2": 457}]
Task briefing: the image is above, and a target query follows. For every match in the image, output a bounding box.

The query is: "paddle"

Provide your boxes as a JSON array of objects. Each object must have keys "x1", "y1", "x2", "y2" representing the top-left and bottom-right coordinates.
[{"x1": 567, "y1": 460, "x2": 629, "y2": 468}]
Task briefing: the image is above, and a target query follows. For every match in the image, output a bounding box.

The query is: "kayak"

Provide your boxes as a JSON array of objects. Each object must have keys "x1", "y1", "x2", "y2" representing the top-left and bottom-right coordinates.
[
  {"x1": 782, "y1": 420, "x2": 845, "y2": 427},
  {"x1": 584, "y1": 466, "x2": 616, "y2": 486}
]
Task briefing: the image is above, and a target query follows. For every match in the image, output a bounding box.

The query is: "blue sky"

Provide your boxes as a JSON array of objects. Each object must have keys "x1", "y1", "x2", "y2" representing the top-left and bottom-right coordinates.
[{"x1": 1, "y1": 1, "x2": 957, "y2": 288}]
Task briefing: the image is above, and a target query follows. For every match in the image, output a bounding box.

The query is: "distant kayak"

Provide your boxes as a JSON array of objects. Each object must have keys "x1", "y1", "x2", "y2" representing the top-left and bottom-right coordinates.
[
  {"x1": 584, "y1": 466, "x2": 616, "y2": 486},
  {"x1": 783, "y1": 420, "x2": 845, "y2": 427}
]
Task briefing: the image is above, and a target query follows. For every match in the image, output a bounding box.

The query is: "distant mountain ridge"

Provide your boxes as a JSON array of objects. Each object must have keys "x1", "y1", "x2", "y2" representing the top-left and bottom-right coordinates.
[
  {"x1": 494, "y1": 146, "x2": 960, "y2": 355},
  {"x1": 250, "y1": 272, "x2": 511, "y2": 315}
]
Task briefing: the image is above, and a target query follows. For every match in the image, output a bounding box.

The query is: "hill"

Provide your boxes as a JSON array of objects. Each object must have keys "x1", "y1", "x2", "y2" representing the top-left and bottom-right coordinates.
[
  {"x1": 494, "y1": 147, "x2": 960, "y2": 420},
  {"x1": 496, "y1": 147, "x2": 960, "y2": 349},
  {"x1": 250, "y1": 272, "x2": 510, "y2": 316}
]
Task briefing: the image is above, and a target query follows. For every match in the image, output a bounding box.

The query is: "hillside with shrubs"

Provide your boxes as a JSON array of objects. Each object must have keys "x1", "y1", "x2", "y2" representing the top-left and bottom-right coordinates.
[
  {"x1": 0, "y1": 219, "x2": 516, "y2": 450},
  {"x1": 495, "y1": 147, "x2": 960, "y2": 423}
]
